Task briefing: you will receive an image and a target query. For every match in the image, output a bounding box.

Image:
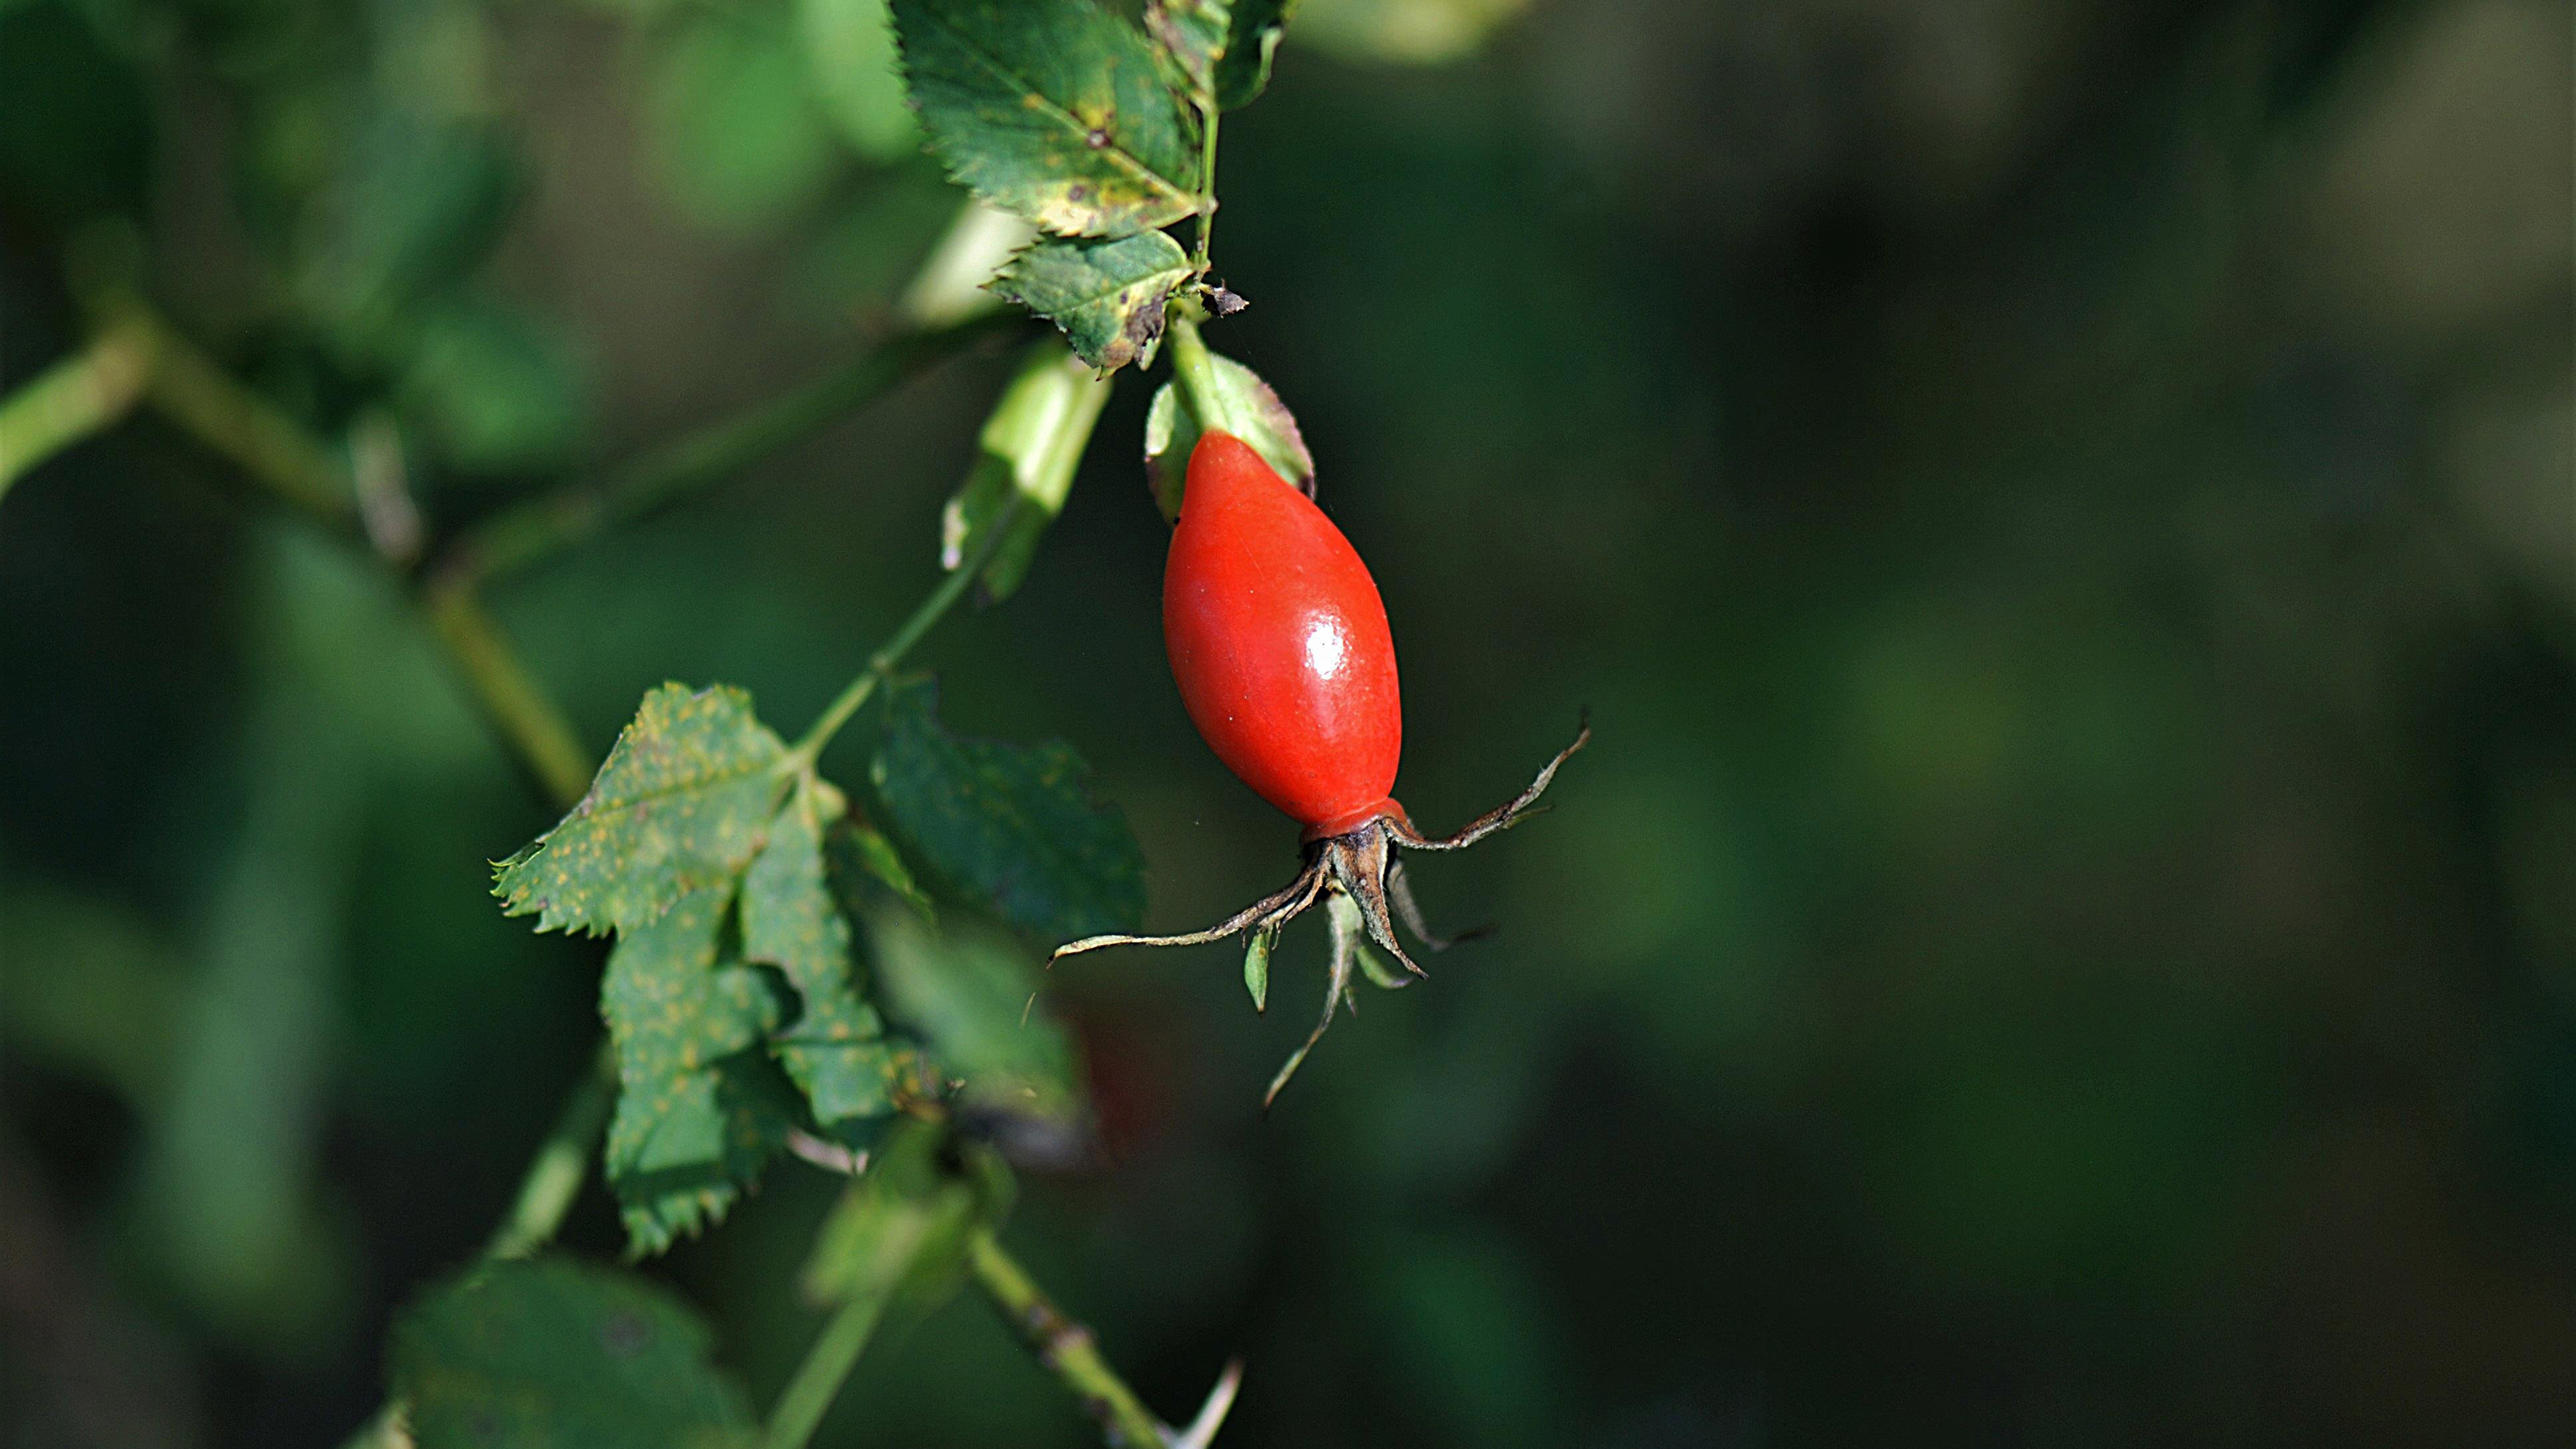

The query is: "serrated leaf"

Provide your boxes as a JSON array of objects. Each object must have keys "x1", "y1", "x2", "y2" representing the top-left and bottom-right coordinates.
[
  {"x1": 600, "y1": 885, "x2": 798, "y2": 1255},
  {"x1": 990, "y1": 233, "x2": 1190, "y2": 373},
  {"x1": 799, "y1": 1118, "x2": 1000, "y2": 1319},
  {"x1": 1144, "y1": 345, "x2": 1313, "y2": 521},
  {"x1": 495, "y1": 684, "x2": 790, "y2": 937},
  {"x1": 941, "y1": 342, "x2": 1114, "y2": 604},
  {"x1": 868, "y1": 906, "x2": 1079, "y2": 1126},
  {"x1": 741, "y1": 779, "x2": 904, "y2": 1137},
  {"x1": 800, "y1": 0, "x2": 920, "y2": 162},
  {"x1": 393, "y1": 1256, "x2": 755, "y2": 1449},
  {"x1": 869, "y1": 677, "x2": 1145, "y2": 941},
  {"x1": 892, "y1": 0, "x2": 1200, "y2": 237}
]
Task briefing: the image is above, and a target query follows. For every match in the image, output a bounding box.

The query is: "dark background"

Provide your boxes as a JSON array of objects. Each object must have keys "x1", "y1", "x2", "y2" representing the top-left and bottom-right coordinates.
[{"x1": 4, "y1": 0, "x2": 2571, "y2": 1445}]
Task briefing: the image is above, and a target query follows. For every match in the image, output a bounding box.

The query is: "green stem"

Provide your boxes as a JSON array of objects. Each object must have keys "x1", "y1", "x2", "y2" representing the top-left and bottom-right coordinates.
[
  {"x1": 443, "y1": 311, "x2": 1022, "y2": 589},
  {"x1": 133, "y1": 307, "x2": 359, "y2": 529},
  {"x1": 966, "y1": 1228, "x2": 1170, "y2": 1448},
  {"x1": 1164, "y1": 312, "x2": 1242, "y2": 442},
  {"x1": 421, "y1": 575, "x2": 598, "y2": 810},
  {"x1": 787, "y1": 492, "x2": 1024, "y2": 765},
  {"x1": 761, "y1": 1292, "x2": 896, "y2": 1449},
  {"x1": 1192, "y1": 103, "x2": 1221, "y2": 275},
  {"x1": 0, "y1": 317, "x2": 155, "y2": 502},
  {"x1": 482, "y1": 1043, "x2": 618, "y2": 1259}
]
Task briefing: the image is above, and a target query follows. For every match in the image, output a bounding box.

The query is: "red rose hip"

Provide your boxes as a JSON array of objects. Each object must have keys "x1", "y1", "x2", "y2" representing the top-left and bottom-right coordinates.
[{"x1": 1163, "y1": 431, "x2": 1403, "y2": 835}]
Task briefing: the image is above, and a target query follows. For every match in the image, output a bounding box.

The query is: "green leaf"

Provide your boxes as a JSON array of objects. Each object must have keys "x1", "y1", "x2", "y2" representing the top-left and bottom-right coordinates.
[
  {"x1": 1293, "y1": 0, "x2": 1528, "y2": 64},
  {"x1": 1144, "y1": 0, "x2": 1229, "y2": 97},
  {"x1": 294, "y1": 113, "x2": 519, "y2": 344},
  {"x1": 1242, "y1": 921, "x2": 1276, "y2": 1012},
  {"x1": 1213, "y1": 0, "x2": 1295, "y2": 109},
  {"x1": 392, "y1": 1256, "x2": 756, "y2": 1449},
  {"x1": 869, "y1": 677, "x2": 1145, "y2": 941},
  {"x1": 867, "y1": 906, "x2": 1079, "y2": 1124},
  {"x1": 398, "y1": 294, "x2": 590, "y2": 472},
  {"x1": 989, "y1": 233, "x2": 1191, "y2": 374},
  {"x1": 799, "y1": 1118, "x2": 1002, "y2": 1316},
  {"x1": 826, "y1": 816, "x2": 938, "y2": 920},
  {"x1": 1144, "y1": 342, "x2": 1313, "y2": 521},
  {"x1": 741, "y1": 778, "x2": 904, "y2": 1138},
  {"x1": 891, "y1": 0, "x2": 1200, "y2": 237},
  {"x1": 799, "y1": 0, "x2": 922, "y2": 162},
  {"x1": 649, "y1": 11, "x2": 840, "y2": 229},
  {"x1": 600, "y1": 885, "x2": 798, "y2": 1255},
  {"x1": 940, "y1": 342, "x2": 1114, "y2": 604},
  {"x1": 496, "y1": 684, "x2": 790, "y2": 937}
]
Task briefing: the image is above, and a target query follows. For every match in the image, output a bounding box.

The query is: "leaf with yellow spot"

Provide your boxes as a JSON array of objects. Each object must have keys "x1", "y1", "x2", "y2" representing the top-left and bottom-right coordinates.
[
  {"x1": 495, "y1": 683, "x2": 792, "y2": 936},
  {"x1": 600, "y1": 882, "x2": 797, "y2": 1256},
  {"x1": 892, "y1": 0, "x2": 1200, "y2": 237},
  {"x1": 741, "y1": 777, "x2": 904, "y2": 1140}
]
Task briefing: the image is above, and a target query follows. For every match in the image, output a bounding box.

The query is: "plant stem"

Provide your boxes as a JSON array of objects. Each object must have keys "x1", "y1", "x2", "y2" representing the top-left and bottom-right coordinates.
[
  {"x1": 421, "y1": 575, "x2": 598, "y2": 810},
  {"x1": 787, "y1": 492, "x2": 1024, "y2": 765},
  {"x1": 1164, "y1": 313, "x2": 1239, "y2": 441},
  {"x1": 761, "y1": 1292, "x2": 896, "y2": 1449},
  {"x1": 133, "y1": 307, "x2": 360, "y2": 529},
  {"x1": 0, "y1": 317, "x2": 156, "y2": 502},
  {"x1": 441, "y1": 311, "x2": 1022, "y2": 589},
  {"x1": 482, "y1": 1042, "x2": 618, "y2": 1258},
  {"x1": 966, "y1": 1229, "x2": 1171, "y2": 1448},
  {"x1": 1192, "y1": 103, "x2": 1221, "y2": 275}
]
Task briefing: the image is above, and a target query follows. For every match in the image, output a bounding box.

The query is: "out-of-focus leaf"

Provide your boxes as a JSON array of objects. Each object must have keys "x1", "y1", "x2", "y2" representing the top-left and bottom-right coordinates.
[
  {"x1": 867, "y1": 906, "x2": 1079, "y2": 1126},
  {"x1": 800, "y1": 0, "x2": 920, "y2": 162},
  {"x1": 826, "y1": 816, "x2": 938, "y2": 920},
  {"x1": 869, "y1": 677, "x2": 1145, "y2": 941},
  {"x1": 941, "y1": 341, "x2": 1114, "y2": 603},
  {"x1": 799, "y1": 1117, "x2": 1004, "y2": 1318},
  {"x1": 398, "y1": 293, "x2": 590, "y2": 472},
  {"x1": 649, "y1": 11, "x2": 839, "y2": 229},
  {"x1": 0, "y1": 1, "x2": 150, "y2": 223},
  {"x1": 891, "y1": 0, "x2": 1199, "y2": 237},
  {"x1": 989, "y1": 233, "x2": 1191, "y2": 373},
  {"x1": 1144, "y1": 344, "x2": 1312, "y2": 521},
  {"x1": 297, "y1": 113, "x2": 517, "y2": 339},
  {"x1": 392, "y1": 1256, "x2": 757, "y2": 1449},
  {"x1": 896, "y1": 199, "x2": 1038, "y2": 327},
  {"x1": 0, "y1": 883, "x2": 184, "y2": 1106},
  {"x1": 495, "y1": 684, "x2": 790, "y2": 937},
  {"x1": 600, "y1": 884, "x2": 798, "y2": 1255},
  {"x1": 1294, "y1": 0, "x2": 1527, "y2": 64},
  {"x1": 794, "y1": 172, "x2": 963, "y2": 321},
  {"x1": 742, "y1": 777, "x2": 904, "y2": 1138}
]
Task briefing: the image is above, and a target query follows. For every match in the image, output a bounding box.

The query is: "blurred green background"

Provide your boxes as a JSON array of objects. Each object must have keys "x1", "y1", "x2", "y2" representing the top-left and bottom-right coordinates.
[{"x1": 3, "y1": 0, "x2": 2571, "y2": 1444}]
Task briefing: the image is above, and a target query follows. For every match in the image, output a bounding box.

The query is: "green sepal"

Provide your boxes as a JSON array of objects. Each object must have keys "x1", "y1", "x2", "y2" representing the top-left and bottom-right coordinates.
[
  {"x1": 1242, "y1": 921, "x2": 1276, "y2": 1012},
  {"x1": 1145, "y1": 322, "x2": 1313, "y2": 521},
  {"x1": 940, "y1": 341, "x2": 1114, "y2": 605}
]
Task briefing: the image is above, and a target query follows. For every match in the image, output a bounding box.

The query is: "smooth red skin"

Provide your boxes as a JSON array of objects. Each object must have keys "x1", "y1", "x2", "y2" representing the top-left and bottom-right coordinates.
[{"x1": 1164, "y1": 431, "x2": 1403, "y2": 832}]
